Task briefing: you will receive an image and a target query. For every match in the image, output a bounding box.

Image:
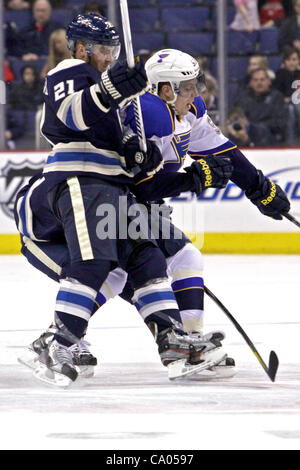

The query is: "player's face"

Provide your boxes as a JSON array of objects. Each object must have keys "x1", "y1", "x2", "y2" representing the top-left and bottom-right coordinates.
[
  {"x1": 90, "y1": 44, "x2": 120, "y2": 72},
  {"x1": 175, "y1": 78, "x2": 199, "y2": 115}
]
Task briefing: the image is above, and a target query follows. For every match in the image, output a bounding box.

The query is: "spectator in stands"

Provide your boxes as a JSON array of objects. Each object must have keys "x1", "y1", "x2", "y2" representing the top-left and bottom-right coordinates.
[
  {"x1": 201, "y1": 76, "x2": 219, "y2": 124},
  {"x1": 40, "y1": 28, "x2": 72, "y2": 78},
  {"x1": 4, "y1": 21, "x2": 23, "y2": 57},
  {"x1": 230, "y1": 0, "x2": 261, "y2": 32},
  {"x1": 278, "y1": 0, "x2": 300, "y2": 53},
  {"x1": 196, "y1": 56, "x2": 218, "y2": 89},
  {"x1": 259, "y1": 0, "x2": 294, "y2": 16},
  {"x1": 236, "y1": 54, "x2": 275, "y2": 95},
  {"x1": 20, "y1": 0, "x2": 64, "y2": 61},
  {"x1": 273, "y1": 45, "x2": 300, "y2": 143},
  {"x1": 5, "y1": 110, "x2": 25, "y2": 149},
  {"x1": 4, "y1": 60, "x2": 15, "y2": 83},
  {"x1": 259, "y1": 0, "x2": 286, "y2": 27},
  {"x1": 225, "y1": 107, "x2": 253, "y2": 147},
  {"x1": 232, "y1": 67, "x2": 287, "y2": 145},
  {"x1": 8, "y1": 65, "x2": 43, "y2": 111},
  {"x1": 82, "y1": 1, "x2": 103, "y2": 15},
  {"x1": 5, "y1": 0, "x2": 30, "y2": 9}
]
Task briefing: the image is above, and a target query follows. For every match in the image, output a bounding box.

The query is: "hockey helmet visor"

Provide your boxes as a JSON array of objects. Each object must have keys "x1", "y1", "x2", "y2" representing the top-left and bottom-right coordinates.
[{"x1": 178, "y1": 71, "x2": 206, "y2": 97}]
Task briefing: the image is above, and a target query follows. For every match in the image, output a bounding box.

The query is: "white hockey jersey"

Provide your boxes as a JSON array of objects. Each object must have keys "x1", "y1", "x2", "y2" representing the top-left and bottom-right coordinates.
[{"x1": 125, "y1": 92, "x2": 237, "y2": 174}]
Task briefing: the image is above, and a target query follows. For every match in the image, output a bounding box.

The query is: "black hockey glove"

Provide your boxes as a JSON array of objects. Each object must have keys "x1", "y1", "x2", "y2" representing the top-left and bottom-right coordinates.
[
  {"x1": 99, "y1": 57, "x2": 149, "y2": 109},
  {"x1": 245, "y1": 170, "x2": 290, "y2": 220},
  {"x1": 123, "y1": 134, "x2": 163, "y2": 176},
  {"x1": 184, "y1": 155, "x2": 233, "y2": 195}
]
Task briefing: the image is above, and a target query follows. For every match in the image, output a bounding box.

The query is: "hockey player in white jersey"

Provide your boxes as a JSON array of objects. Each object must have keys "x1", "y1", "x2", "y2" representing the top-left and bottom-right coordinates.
[{"x1": 82, "y1": 49, "x2": 291, "y2": 378}]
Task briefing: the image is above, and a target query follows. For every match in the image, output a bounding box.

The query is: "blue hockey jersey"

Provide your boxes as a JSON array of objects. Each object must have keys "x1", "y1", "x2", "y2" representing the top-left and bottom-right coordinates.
[{"x1": 41, "y1": 58, "x2": 134, "y2": 189}]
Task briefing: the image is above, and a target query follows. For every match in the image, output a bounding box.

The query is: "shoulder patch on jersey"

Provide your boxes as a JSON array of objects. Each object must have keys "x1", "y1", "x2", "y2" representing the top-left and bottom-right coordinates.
[
  {"x1": 190, "y1": 96, "x2": 207, "y2": 119},
  {"x1": 125, "y1": 92, "x2": 174, "y2": 138}
]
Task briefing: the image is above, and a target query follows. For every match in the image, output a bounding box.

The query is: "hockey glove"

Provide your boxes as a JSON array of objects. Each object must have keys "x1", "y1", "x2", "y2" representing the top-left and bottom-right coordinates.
[
  {"x1": 99, "y1": 57, "x2": 149, "y2": 109},
  {"x1": 245, "y1": 170, "x2": 290, "y2": 220},
  {"x1": 184, "y1": 155, "x2": 233, "y2": 195},
  {"x1": 123, "y1": 134, "x2": 164, "y2": 176}
]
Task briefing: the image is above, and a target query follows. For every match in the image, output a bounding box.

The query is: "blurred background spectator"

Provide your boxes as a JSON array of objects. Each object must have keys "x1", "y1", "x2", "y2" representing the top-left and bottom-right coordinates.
[
  {"x1": 8, "y1": 64, "x2": 43, "y2": 111},
  {"x1": 225, "y1": 107, "x2": 253, "y2": 147},
  {"x1": 82, "y1": 1, "x2": 103, "y2": 15},
  {"x1": 236, "y1": 53, "x2": 275, "y2": 94},
  {"x1": 230, "y1": 0, "x2": 260, "y2": 32},
  {"x1": 278, "y1": 0, "x2": 300, "y2": 53},
  {"x1": 232, "y1": 67, "x2": 287, "y2": 145},
  {"x1": 259, "y1": 0, "x2": 286, "y2": 27},
  {"x1": 20, "y1": 0, "x2": 64, "y2": 61},
  {"x1": 273, "y1": 45, "x2": 300, "y2": 143},
  {"x1": 5, "y1": 110, "x2": 25, "y2": 149},
  {"x1": 40, "y1": 28, "x2": 71, "y2": 78},
  {"x1": 5, "y1": 0, "x2": 31, "y2": 10},
  {"x1": 4, "y1": 60, "x2": 15, "y2": 83}
]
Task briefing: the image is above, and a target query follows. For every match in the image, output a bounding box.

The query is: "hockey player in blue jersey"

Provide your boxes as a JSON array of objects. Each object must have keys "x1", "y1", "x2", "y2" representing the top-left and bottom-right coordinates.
[{"x1": 16, "y1": 16, "x2": 233, "y2": 386}]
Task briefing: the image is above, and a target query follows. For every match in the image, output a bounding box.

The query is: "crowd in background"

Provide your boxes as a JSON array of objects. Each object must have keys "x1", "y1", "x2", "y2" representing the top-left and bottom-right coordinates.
[{"x1": 3, "y1": 0, "x2": 300, "y2": 149}]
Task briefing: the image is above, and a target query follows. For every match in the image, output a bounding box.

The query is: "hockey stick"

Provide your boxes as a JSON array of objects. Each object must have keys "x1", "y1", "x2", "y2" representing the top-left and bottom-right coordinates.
[
  {"x1": 204, "y1": 285, "x2": 279, "y2": 382},
  {"x1": 282, "y1": 212, "x2": 300, "y2": 229},
  {"x1": 119, "y1": 0, "x2": 147, "y2": 154}
]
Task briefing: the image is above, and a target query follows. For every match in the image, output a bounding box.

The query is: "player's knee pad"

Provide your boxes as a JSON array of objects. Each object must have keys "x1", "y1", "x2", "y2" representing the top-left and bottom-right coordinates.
[
  {"x1": 167, "y1": 243, "x2": 204, "y2": 276},
  {"x1": 96, "y1": 268, "x2": 128, "y2": 307},
  {"x1": 127, "y1": 243, "x2": 168, "y2": 289}
]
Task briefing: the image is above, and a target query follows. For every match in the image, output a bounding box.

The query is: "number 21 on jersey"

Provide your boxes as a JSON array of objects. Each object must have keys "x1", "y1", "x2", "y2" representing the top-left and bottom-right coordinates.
[{"x1": 54, "y1": 80, "x2": 75, "y2": 101}]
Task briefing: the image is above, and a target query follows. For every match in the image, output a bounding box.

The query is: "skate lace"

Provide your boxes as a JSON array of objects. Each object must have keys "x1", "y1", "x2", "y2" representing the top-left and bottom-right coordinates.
[
  {"x1": 53, "y1": 342, "x2": 73, "y2": 364},
  {"x1": 69, "y1": 339, "x2": 91, "y2": 356}
]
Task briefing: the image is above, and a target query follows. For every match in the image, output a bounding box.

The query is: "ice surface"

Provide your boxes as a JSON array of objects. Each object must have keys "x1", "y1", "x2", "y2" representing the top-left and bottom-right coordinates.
[{"x1": 1, "y1": 254, "x2": 300, "y2": 450}]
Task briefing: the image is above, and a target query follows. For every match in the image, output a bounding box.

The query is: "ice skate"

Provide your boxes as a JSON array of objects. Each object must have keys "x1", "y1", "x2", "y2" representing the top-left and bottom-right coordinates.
[
  {"x1": 150, "y1": 324, "x2": 227, "y2": 380},
  {"x1": 184, "y1": 331, "x2": 237, "y2": 380},
  {"x1": 17, "y1": 324, "x2": 56, "y2": 370},
  {"x1": 69, "y1": 339, "x2": 97, "y2": 378},
  {"x1": 33, "y1": 340, "x2": 78, "y2": 388}
]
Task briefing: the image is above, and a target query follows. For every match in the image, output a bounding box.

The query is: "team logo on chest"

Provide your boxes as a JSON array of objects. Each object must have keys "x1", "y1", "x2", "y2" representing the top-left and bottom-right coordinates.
[{"x1": 170, "y1": 130, "x2": 191, "y2": 167}]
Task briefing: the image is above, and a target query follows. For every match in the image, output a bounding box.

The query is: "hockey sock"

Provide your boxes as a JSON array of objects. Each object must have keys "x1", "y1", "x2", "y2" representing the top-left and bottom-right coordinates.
[
  {"x1": 167, "y1": 243, "x2": 205, "y2": 333},
  {"x1": 132, "y1": 279, "x2": 184, "y2": 334},
  {"x1": 53, "y1": 279, "x2": 98, "y2": 346}
]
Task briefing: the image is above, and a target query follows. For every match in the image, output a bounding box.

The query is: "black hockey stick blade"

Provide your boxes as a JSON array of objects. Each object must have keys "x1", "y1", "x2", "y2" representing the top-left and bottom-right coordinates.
[
  {"x1": 204, "y1": 285, "x2": 279, "y2": 382},
  {"x1": 268, "y1": 350, "x2": 279, "y2": 382},
  {"x1": 282, "y1": 212, "x2": 300, "y2": 229}
]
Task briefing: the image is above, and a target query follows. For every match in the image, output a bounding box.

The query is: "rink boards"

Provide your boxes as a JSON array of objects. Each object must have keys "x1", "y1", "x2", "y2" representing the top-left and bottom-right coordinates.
[{"x1": 0, "y1": 148, "x2": 299, "y2": 254}]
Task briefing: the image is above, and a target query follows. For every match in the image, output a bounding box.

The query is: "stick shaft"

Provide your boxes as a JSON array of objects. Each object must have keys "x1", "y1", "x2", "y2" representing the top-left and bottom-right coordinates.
[
  {"x1": 119, "y1": 0, "x2": 147, "y2": 152},
  {"x1": 282, "y1": 212, "x2": 300, "y2": 229},
  {"x1": 204, "y1": 285, "x2": 278, "y2": 381}
]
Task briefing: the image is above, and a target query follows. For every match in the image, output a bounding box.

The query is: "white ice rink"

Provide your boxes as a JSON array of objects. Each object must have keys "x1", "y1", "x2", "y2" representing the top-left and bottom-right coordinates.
[{"x1": 1, "y1": 254, "x2": 300, "y2": 451}]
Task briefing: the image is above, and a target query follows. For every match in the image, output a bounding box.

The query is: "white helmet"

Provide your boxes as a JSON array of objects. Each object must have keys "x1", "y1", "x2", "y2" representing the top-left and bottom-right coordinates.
[{"x1": 145, "y1": 49, "x2": 205, "y2": 101}]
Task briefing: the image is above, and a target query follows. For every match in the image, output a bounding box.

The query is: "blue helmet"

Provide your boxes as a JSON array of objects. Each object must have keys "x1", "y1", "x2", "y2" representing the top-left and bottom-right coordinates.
[{"x1": 66, "y1": 14, "x2": 120, "y2": 57}]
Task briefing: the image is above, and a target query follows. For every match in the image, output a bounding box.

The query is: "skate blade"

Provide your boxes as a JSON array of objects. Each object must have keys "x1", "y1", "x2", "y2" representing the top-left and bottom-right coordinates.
[
  {"x1": 210, "y1": 364, "x2": 237, "y2": 379},
  {"x1": 185, "y1": 365, "x2": 237, "y2": 381},
  {"x1": 33, "y1": 365, "x2": 74, "y2": 389},
  {"x1": 168, "y1": 350, "x2": 227, "y2": 380},
  {"x1": 18, "y1": 350, "x2": 39, "y2": 370},
  {"x1": 77, "y1": 365, "x2": 95, "y2": 378}
]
